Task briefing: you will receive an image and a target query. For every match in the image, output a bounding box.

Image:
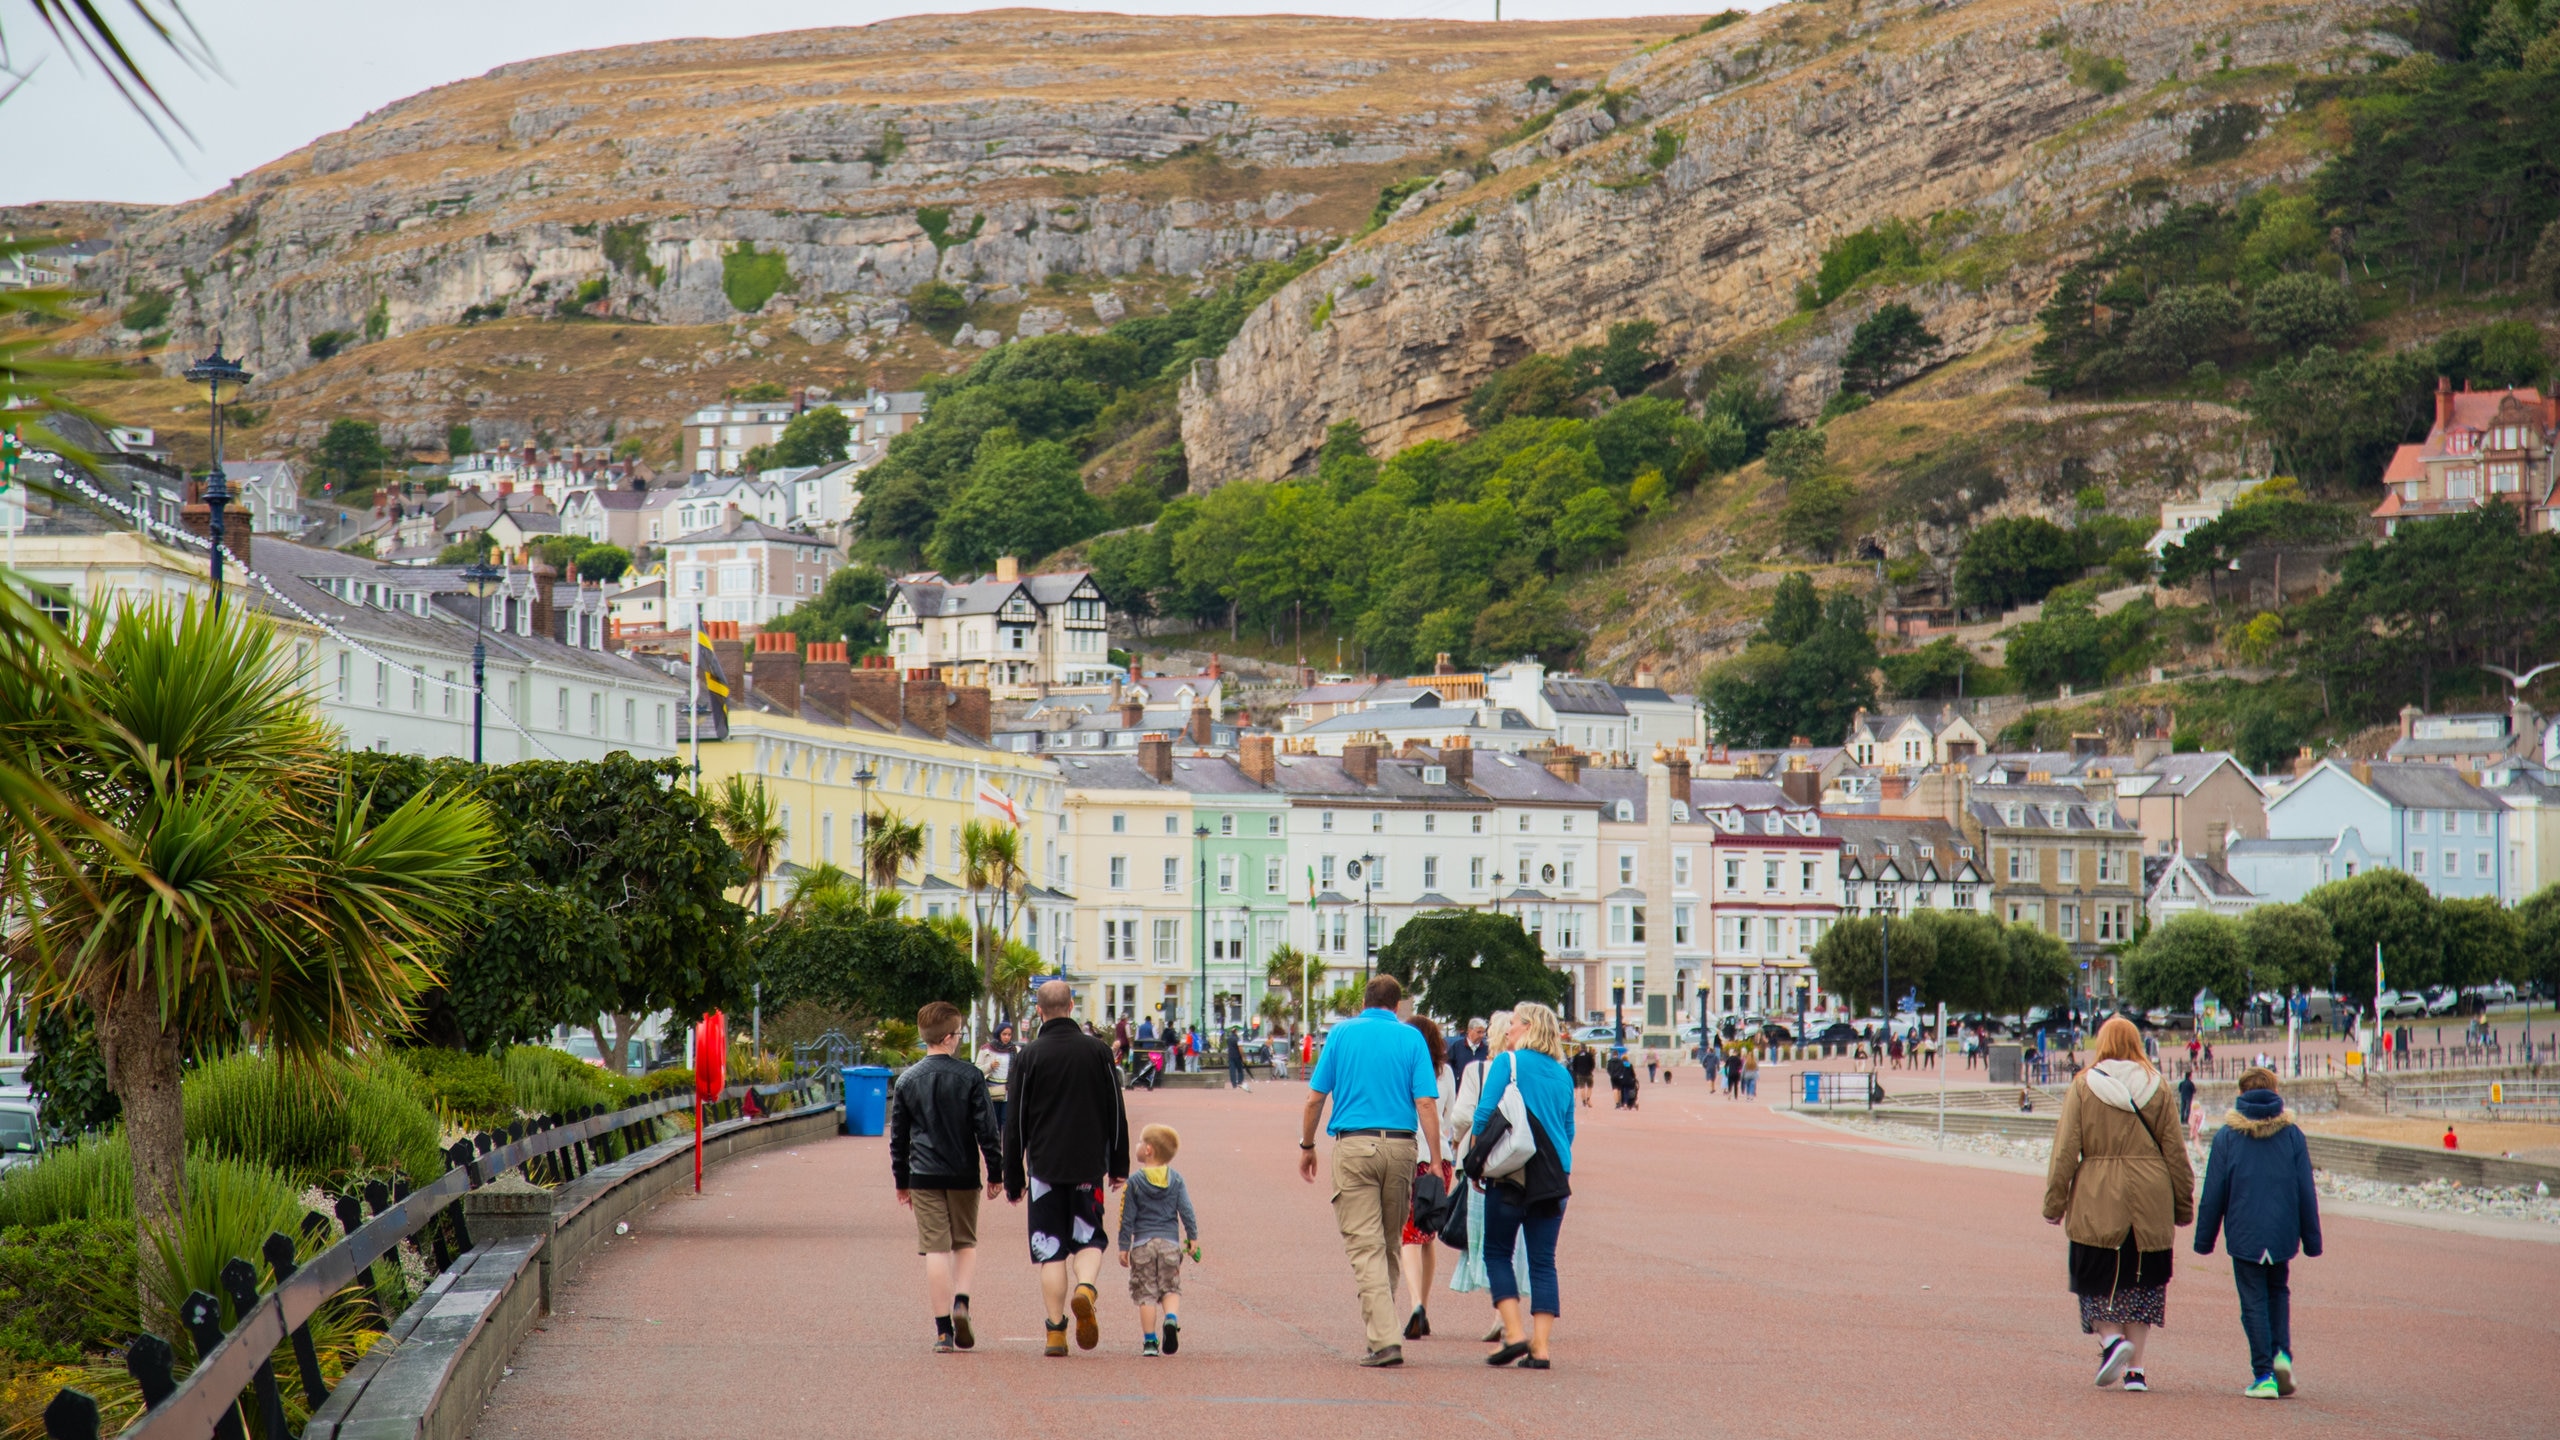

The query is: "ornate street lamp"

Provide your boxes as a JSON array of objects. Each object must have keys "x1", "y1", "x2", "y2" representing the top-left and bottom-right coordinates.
[
  {"x1": 182, "y1": 343, "x2": 252, "y2": 613},
  {"x1": 460, "y1": 558, "x2": 505, "y2": 763}
]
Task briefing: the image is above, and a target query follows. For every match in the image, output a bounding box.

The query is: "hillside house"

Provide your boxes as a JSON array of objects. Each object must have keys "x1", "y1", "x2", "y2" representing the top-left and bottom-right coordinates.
[{"x1": 2370, "y1": 379, "x2": 2558, "y2": 536}]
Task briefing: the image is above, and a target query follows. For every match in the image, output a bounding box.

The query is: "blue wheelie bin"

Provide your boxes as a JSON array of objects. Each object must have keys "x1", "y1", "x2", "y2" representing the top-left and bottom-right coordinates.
[{"x1": 843, "y1": 1064, "x2": 892, "y2": 1136}]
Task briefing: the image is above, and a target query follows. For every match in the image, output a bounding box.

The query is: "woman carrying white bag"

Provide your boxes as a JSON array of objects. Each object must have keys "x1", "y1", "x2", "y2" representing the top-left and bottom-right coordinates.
[{"x1": 1464, "y1": 1001, "x2": 1576, "y2": 1370}]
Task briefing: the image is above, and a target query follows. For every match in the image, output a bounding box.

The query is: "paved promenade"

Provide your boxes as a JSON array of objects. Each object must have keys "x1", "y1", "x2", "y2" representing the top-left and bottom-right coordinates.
[{"x1": 473, "y1": 1077, "x2": 2559, "y2": 1440}]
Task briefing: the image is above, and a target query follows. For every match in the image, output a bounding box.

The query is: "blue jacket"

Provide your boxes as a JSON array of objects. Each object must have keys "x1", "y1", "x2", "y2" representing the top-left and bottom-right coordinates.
[
  {"x1": 2193, "y1": 1089, "x2": 2323, "y2": 1263},
  {"x1": 1474, "y1": 1050, "x2": 1576, "y2": 1175}
]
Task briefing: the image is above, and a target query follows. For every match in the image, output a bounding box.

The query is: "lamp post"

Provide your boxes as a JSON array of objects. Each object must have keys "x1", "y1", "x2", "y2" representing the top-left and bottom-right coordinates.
[
  {"x1": 853, "y1": 764, "x2": 876, "y2": 888},
  {"x1": 183, "y1": 343, "x2": 252, "y2": 613},
  {"x1": 460, "y1": 559, "x2": 504, "y2": 763},
  {"x1": 1351, "y1": 852, "x2": 1379, "y2": 989},
  {"x1": 1195, "y1": 824, "x2": 1211, "y2": 1038}
]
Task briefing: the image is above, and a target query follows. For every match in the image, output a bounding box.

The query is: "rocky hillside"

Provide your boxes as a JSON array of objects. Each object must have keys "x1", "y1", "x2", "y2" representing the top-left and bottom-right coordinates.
[
  {"x1": 1179, "y1": 0, "x2": 2394, "y2": 481},
  {"x1": 31, "y1": 11, "x2": 1685, "y2": 451}
]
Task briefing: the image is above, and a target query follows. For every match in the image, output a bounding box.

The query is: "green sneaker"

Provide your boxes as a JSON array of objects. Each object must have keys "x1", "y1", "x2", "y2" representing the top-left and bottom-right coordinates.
[
  {"x1": 2245, "y1": 1376, "x2": 2280, "y2": 1399},
  {"x1": 2273, "y1": 1352, "x2": 2295, "y2": 1396}
]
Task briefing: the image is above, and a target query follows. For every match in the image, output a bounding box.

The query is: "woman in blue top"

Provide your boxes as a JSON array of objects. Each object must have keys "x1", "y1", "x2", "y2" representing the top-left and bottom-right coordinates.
[{"x1": 1474, "y1": 1000, "x2": 1575, "y2": 1370}]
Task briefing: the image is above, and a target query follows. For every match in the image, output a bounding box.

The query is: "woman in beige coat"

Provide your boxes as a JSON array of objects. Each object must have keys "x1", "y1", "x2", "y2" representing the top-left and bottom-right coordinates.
[{"x1": 2042, "y1": 1016, "x2": 2195, "y2": 1392}]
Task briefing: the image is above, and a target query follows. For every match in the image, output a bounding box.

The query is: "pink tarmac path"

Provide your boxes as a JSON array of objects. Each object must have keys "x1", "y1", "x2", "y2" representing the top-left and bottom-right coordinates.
[{"x1": 472, "y1": 1077, "x2": 2558, "y2": 1440}]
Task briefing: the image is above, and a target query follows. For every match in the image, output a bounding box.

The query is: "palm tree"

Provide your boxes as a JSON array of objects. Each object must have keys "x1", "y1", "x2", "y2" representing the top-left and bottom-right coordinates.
[
  {"x1": 861, "y1": 808, "x2": 924, "y2": 892},
  {"x1": 711, "y1": 774, "x2": 785, "y2": 913},
  {"x1": 0, "y1": 600, "x2": 495, "y2": 1269},
  {"x1": 782, "y1": 861, "x2": 902, "y2": 921},
  {"x1": 960, "y1": 820, "x2": 1028, "y2": 1033},
  {"x1": 1266, "y1": 945, "x2": 1323, "y2": 1037}
]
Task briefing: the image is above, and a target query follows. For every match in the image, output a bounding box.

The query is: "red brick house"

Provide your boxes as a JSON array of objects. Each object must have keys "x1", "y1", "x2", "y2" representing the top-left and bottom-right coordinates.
[{"x1": 2371, "y1": 378, "x2": 2559, "y2": 536}]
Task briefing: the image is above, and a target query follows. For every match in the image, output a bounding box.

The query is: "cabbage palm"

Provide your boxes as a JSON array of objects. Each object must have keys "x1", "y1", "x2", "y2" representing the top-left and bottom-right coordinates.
[
  {"x1": 960, "y1": 820, "x2": 1026, "y2": 1033},
  {"x1": 711, "y1": 773, "x2": 785, "y2": 913},
  {"x1": 860, "y1": 808, "x2": 924, "y2": 891},
  {"x1": 0, "y1": 600, "x2": 495, "y2": 1265}
]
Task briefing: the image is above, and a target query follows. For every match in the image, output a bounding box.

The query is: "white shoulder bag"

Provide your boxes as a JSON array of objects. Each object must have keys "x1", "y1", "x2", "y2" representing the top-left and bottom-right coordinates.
[{"x1": 1478, "y1": 1056, "x2": 1539, "y2": 1180}]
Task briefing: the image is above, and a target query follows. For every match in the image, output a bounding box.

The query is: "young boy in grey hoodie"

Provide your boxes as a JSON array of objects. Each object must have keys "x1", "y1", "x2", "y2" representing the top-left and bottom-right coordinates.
[
  {"x1": 1117, "y1": 1122, "x2": 1200, "y2": 1357},
  {"x1": 2194, "y1": 1066, "x2": 2323, "y2": 1399}
]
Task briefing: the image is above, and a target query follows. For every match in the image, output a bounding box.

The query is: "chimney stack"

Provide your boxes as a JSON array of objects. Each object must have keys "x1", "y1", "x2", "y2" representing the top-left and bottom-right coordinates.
[
  {"x1": 1342, "y1": 738, "x2": 1381, "y2": 786},
  {"x1": 1240, "y1": 733, "x2": 1276, "y2": 787},
  {"x1": 903, "y1": 668, "x2": 948, "y2": 740},
  {"x1": 2399, "y1": 703, "x2": 2423, "y2": 741},
  {"x1": 708, "y1": 622, "x2": 746, "y2": 699},
  {"x1": 751, "y1": 630, "x2": 802, "y2": 713},
  {"x1": 1188, "y1": 701, "x2": 1213, "y2": 746},
  {"x1": 1658, "y1": 746, "x2": 1690, "y2": 797},
  {"x1": 1543, "y1": 747, "x2": 1584, "y2": 786},
  {"x1": 995, "y1": 555, "x2": 1019, "y2": 584},
  {"x1": 2292, "y1": 746, "x2": 2317, "y2": 779},
  {"x1": 1121, "y1": 696, "x2": 1146, "y2": 730},
  {"x1": 1434, "y1": 652, "x2": 1455, "y2": 675},
  {"x1": 2436, "y1": 374, "x2": 2454, "y2": 429},
  {"x1": 1440, "y1": 737, "x2": 1474, "y2": 784},
  {"x1": 947, "y1": 685, "x2": 992, "y2": 743},
  {"x1": 1879, "y1": 770, "x2": 1913, "y2": 802},
  {"x1": 1138, "y1": 732, "x2": 1174, "y2": 783},
  {"x1": 724, "y1": 501, "x2": 743, "y2": 529},
  {"x1": 1780, "y1": 758, "x2": 1820, "y2": 809},
  {"x1": 846, "y1": 653, "x2": 901, "y2": 728},
  {"x1": 803, "y1": 641, "x2": 852, "y2": 718},
  {"x1": 2351, "y1": 760, "x2": 2374, "y2": 787}
]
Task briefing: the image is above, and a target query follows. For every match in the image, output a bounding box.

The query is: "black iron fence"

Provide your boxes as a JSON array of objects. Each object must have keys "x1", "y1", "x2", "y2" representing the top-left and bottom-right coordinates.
[{"x1": 42, "y1": 1078, "x2": 825, "y2": 1440}]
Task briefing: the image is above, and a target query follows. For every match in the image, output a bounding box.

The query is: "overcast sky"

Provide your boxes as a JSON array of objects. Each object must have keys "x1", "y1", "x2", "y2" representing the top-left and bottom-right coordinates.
[{"x1": 2, "y1": 1, "x2": 1749, "y2": 208}]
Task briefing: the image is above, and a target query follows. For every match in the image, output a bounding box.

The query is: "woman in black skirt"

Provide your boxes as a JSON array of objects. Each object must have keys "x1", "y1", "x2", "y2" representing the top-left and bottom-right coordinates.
[{"x1": 2042, "y1": 1017, "x2": 2195, "y2": 1392}]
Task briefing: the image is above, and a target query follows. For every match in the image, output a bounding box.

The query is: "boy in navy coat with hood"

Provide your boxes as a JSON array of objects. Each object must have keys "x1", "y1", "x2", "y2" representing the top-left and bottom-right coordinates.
[{"x1": 2194, "y1": 1066, "x2": 2323, "y2": 1399}]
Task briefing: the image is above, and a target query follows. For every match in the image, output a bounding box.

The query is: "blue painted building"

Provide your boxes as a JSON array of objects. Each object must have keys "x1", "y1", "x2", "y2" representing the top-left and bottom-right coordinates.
[{"x1": 2258, "y1": 760, "x2": 2509, "y2": 902}]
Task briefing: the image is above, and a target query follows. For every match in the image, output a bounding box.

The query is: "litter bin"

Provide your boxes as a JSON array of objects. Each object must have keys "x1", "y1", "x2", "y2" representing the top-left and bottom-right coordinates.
[{"x1": 842, "y1": 1064, "x2": 892, "y2": 1136}]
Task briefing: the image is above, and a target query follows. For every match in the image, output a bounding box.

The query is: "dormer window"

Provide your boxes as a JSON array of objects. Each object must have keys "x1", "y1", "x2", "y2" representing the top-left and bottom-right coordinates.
[
  {"x1": 1669, "y1": 800, "x2": 1690, "y2": 823},
  {"x1": 1762, "y1": 812, "x2": 1782, "y2": 835},
  {"x1": 2447, "y1": 429, "x2": 2475, "y2": 455},
  {"x1": 1614, "y1": 799, "x2": 1634, "y2": 822},
  {"x1": 1423, "y1": 765, "x2": 1447, "y2": 785},
  {"x1": 2003, "y1": 804, "x2": 2022, "y2": 825}
]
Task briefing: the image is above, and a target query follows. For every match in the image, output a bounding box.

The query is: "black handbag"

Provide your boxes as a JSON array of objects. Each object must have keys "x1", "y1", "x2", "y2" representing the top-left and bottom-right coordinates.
[
  {"x1": 1408, "y1": 1169, "x2": 1452, "y2": 1235},
  {"x1": 1435, "y1": 1179, "x2": 1472, "y2": 1250}
]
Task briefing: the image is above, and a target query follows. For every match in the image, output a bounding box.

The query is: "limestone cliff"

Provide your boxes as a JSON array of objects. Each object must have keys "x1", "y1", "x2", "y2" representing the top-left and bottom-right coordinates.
[
  {"x1": 54, "y1": 10, "x2": 1678, "y2": 416},
  {"x1": 1178, "y1": 0, "x2": 2399, "y2": 483}
]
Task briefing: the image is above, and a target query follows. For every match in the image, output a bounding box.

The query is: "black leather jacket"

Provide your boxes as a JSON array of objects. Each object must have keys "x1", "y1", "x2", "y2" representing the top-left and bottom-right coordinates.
[{"x1": 889, "y1": 1052, "x2": 1000, "y2": 1190}]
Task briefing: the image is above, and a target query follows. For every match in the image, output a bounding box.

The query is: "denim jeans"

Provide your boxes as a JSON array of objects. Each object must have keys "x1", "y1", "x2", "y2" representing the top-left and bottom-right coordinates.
[
  {"x1": 2232, "y1": 1258, "x2": 2292, "y2": 1378},
  {"x1": 1481, "y1": 1186, "x2": 1566, "y2": 1317}
]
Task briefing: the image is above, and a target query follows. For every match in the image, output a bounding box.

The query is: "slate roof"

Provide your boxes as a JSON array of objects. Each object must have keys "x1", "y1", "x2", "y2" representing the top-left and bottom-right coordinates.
[
  {"x1": 1543, "y1": 677, "x2": 1628, "y2": 716},
  {"x1": 665, "y1": 514, "x2": 832, "y2": 548},
  {"x1": 2346, "y1": 762, "x2": 2507, "y2": 812}
]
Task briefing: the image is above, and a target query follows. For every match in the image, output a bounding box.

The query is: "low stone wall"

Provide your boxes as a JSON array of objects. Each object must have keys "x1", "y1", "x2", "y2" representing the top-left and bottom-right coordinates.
[{"x1": 306, "y1": 1101, "x2": 838, "y2": 1440}]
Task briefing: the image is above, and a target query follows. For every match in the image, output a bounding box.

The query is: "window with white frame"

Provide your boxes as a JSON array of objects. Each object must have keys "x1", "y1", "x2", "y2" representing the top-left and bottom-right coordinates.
[
  {"x1": 1470, "y1": 856, "x2": 1486, "y2": 889},
  {"x1": 1763, "y1": 859, "x2": 1780, "y2": 890},
  {"x1": 1163, "y1": 856, "x2": 1180, "y2": 891},
  {"x1": 1723, "y1": 857, "x2": 1741, "y2": 889},
  {"x1": 1618, "y1": 852, "x2": 1636, "y2": 886},
  {"x1": 1801, "y1": 859, "x2": 1818, "y2": 891},
  {"x1": 1673, "y1": 903, "x2": 1694, "y2": 946},
  {"x1": 1423, "y1": 856, "x2": 1440, "y2": 889},
  {"x1": 1109, "y1": 856, "x2": 1128, "y2": 889},
  {"x1": 1266, "y1": 855, "x2": 1283, "y2": 892},
  {"x1": 1104, "y1": 919, "x2": 1136, "y2": 961},
  {"x1": 1674, "y1": 849, "x2": 1691, "y2": 887},
  {"x1": 1111, "y1": 813, "x2": 1126, "y2": 834},
  {"x1": 1322, "y1": 811, "x2": 1335, "y2": 833},
  {"x1": 1152, "y1": 918, "x2": 1180, "y2": 963},
  {"x1": 1471, "y1": 815, "x2": 1484, "y2": 834},
  {"x1": 1217, "y1": 855, "x2": 1237, "y2": 893},
  {"x1": 2410, "y1": 849, "x2": 2428, "y2": 874},
  {"x1": 2059, "y1": 849, "x2": 2077, "y2": 883}
]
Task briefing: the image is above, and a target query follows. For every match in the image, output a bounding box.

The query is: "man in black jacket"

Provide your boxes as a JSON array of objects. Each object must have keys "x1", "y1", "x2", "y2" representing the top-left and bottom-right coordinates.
[
  {"x1": 889, "y1": 1001, "x2": 1003, "y2": 1354},
  {"x1": 1003, "y1": 979, "x2": 1131, "y2": 1356}
]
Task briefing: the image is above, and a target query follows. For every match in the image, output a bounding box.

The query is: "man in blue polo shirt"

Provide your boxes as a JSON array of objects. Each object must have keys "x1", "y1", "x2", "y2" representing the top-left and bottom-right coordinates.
[{"x1": 1299, "y1": 974, "x2": 1444, "y2": 1367}]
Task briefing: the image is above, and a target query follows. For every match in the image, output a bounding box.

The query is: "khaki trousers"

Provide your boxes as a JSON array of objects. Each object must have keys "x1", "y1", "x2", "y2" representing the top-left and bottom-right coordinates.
[{"x1": 1329, "y1": 1133, "x2": 1417, "y2": 1354}]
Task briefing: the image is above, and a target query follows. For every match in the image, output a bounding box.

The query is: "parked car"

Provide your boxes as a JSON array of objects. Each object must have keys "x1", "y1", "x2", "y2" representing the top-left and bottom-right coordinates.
[
  {"x1": 1572, "y1": 1023, "x2": 1635, "y2": 1044},
  {"x1": 1755, "y1": 1021, "x2": 1799, "y2": 1047},
  {"x1": 2466, "y1": 980, "x2": 2520, "y2": 1006},
  {"x1": 2377, "y1": 988, "x2": 2428, "y2": 1020},
  {"x1": 2424, "y1": 986, "x2": 2461, "y2": 1017},
  {"x1": 0, "y1": 1098, "x2": 44, "y2": 1176}
]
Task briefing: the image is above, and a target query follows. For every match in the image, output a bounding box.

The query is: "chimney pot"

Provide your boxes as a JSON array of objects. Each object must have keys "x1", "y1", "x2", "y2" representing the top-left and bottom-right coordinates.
[
  {"x1": 751, "y1": 631, "x2": 802, "y2": 713},
  {"x1": 903, "y1": 670, "x2": 948, "y2": 740},
  {"x1": 803, "y1": 642, "x2": 852, "y2": 720},
  {"x1": 1542, "y1": 747, "x2": 1584, "y2": 786}
]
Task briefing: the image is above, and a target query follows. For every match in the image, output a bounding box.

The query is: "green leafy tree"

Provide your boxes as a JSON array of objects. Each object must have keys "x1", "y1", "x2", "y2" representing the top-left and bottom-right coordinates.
[
  {"x1": 769, "y1": 563, "x2": 891, "y2": 653},
  {"x1": 2, "y1": 603, "x2": 495, "y2": 1268},
  {"x1": 1956, "y1": 516, "x2": 2083, "y2": 610},
  {"x1": 2302, "y1": 868, "x2": 2443, "y2": 1002},
  {"x1": 1838, "y1": 302, "x2": 1943, "y2": 394},
  {"x1": 773, "y1": 405, "x2": 852, "y2": 467},
  {"x1": 927, "y1": 438, "x2": 1107, "y2": 573},
  {"x1": 1804, "y1": 220, "x2": 1923, "y2": 307},
  {"x1": 759, "y1": 913, "x2": 981, "y2": 1026},
  {"x1": 1762, "y1": 427, "x2": 1827, "y2": 486},
  {"x1": 2121, "y1": 913, "x2": 2250, "y2": 1010},
  {"x1": 1879, "y1": 637, "x2": 1980, "y2": 700},
  {"x1": 1705, "y1": 575, "x2": 1878, "y2": 746},
  {"x1": 315, "y1": 417, "x2": 389, "y2": 495},
  {"x1": 1375, "y1": 911, "x2": 1570, "y2": 1023},
  {"x1": 1810, "y1": 916, "x2": 1929, "y2": 1018},
  {"x1": 2516, "y1": 882, "x2": 2560, "y2": 996},
  {"x1": 2437, "y1": 895, "x2": 2520, "y2": 993},
  {"x1": 722, "y1": 241, "x2": 793, "y2": 313},
  {"x1": 574, "y1": 544, "x2": 631, "y2": 583},
  {"x1": 1465, "y1": 353, "x2": 1584, "y2": 428},
  {"x1": 446, "y1": 422, "x2": 474, "y2": 457},
  {"x1": 1471, "y1": 575, "x2": 1582, "y2": 667},
  {"x1": 2247, "y1": 272, "x2": 2359, "y2": 351},
  {"x1": 1996, "y1": 922, "x2": 2077, "y2": 1015},
  {"x1": 347, "y1": 753, "x2": 752, "y2": 1060},
  {"x1": 2431, "y1": 320, "x2": 2550, "y2": 390},
  {"x1": 2122, "y1": 284, "x2": 2244, "y2": 377},
  {"x1": 2239, "y1": 902, "x2": 2339, "y2": 994},
  {"x1": 1595, "y1": 319, "x2": 1664, "y2": 397}
]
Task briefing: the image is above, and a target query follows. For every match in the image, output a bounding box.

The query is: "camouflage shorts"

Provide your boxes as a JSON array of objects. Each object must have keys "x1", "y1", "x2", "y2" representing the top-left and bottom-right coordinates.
[{"x1": 1126, "y1": 1236, "x2": 1185, "y2": 1305}]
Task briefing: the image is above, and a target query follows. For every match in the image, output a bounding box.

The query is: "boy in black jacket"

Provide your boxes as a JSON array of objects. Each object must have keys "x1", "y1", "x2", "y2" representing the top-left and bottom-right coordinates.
[
  {"x1": 2195, "y1": 1066, "x2": 2323, "y2": 1399},
  {"x1": 890, "y1": 1001, "x2": 1003, "y2": 1353}
]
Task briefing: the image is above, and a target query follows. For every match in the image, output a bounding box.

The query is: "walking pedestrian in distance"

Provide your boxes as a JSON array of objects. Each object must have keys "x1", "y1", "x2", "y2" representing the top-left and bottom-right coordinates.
[
  {"x1": 1644, "y1": 1049, "x2": 1659, "y2": 1084},
  {"x1": 1298, "y1": 974, "x2": 1446, "y2": 1367},
  {"x1": 889, "y1": 1002, "x2": 1004, "y2": 1353},
  {"x1": 1003, "y1": 980, "x2": 1132, "y2": 1357},
  {"x1": 1399, "y1": 1013, "x2": 1455, "y2": 1341},
  {"x1": 1477, "y1": 1002, "x2": 1575, "y2": 1370},
  {"x1": 1225, "y1": 1025, "x2": 1250, "y2": 1092},
  {"x1": 1569, "y1": 1042, "x2": 1596, "y2": 1107},
  {"x1": 1449, "y1": 1018, "x2": 1490, "y2": 1091},
  {"x1": 1450, "y1": 1007, "x2": 1533, "y2": 1343},
  {"x1": 2195, "y1": 1067, "x2": 2321, "y2": 1399},
  {"x1": 978, "y1": 1021, "x2": 1017, "y2": 1133},
  {"x1": 2043, "y1": 1016, "x2": 2195, "y2": 1393},
  {"x1": 1742, "y1": 1046, "x2": 1759, "y2": 1098},
  {"x1": 2177, "y1": 1067, "x2": 2197, "y2": 1129}
]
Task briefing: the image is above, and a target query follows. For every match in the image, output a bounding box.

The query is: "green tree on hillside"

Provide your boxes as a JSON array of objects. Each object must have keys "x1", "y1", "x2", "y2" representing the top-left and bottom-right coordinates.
[
  {"x1": 1956, "y1": 517, "x2": 2083, "y2": 610},
  {"x1": 770, "y1": 564, "x2": 892, "y2": 654},
  {"x1": 1838, "y1": 303, "x2": 1943, "y2": 394},
  {"x1": 2302, "y1": 869, "x2": 2442, "y2": 1002},
  {"x1": 928, "y1": 438, "x2": 1107, "y2": 573},
  {"x1": 315, "y1": 417, "x2": 389, "y2": 495},
  {"x1": 1705, "y1": 574, "x2": 1877, "y2": 746}
]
